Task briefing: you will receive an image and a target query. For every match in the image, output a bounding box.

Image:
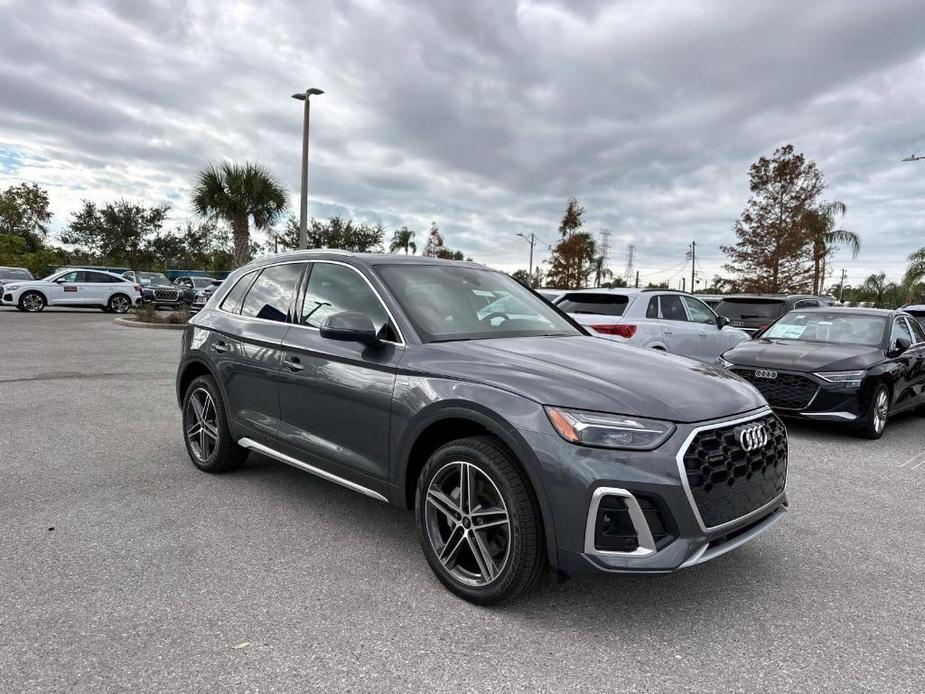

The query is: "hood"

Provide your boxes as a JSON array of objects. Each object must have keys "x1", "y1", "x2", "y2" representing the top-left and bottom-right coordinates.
[
  {"x1": 409, "y1": 335, "x2": 766, "y2": 423},
  {"x1": 724, "y1": 338, "x2": 883, "y2": 372}
]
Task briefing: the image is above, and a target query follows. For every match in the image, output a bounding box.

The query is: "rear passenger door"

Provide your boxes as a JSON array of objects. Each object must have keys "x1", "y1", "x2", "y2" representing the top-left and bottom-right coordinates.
[
  {"x1": 82, "y1": 271, "x2": 117, "y2": 305},
  {"x1": 277, "y1": 261, "x2": 403, "y2": 488},
  {"x1": 654, "y1": 294, "x2": 700, "y2": 358}
]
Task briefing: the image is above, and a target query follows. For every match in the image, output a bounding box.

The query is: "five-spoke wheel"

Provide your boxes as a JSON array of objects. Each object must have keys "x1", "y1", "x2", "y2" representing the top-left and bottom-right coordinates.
[
  {"x1": 184, "y1": 387, "x2": 219, "y2": 463},
  {"x1": 181, "y1": 375, "x2": 247, "y2": 472},
  {"x1": 108, "y1": 293, "x2": 132, "y2": 314}
]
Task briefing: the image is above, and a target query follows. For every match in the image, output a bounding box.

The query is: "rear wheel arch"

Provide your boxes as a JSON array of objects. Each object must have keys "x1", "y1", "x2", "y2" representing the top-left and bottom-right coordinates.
[{"x1": 398, "y1": 405, "x2": 558, "y2": 568}]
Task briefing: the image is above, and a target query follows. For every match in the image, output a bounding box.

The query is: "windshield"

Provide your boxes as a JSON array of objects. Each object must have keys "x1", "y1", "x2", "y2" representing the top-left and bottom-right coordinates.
[
  {"x1": 376, "y1": 264, "x2": 581, "y2": 342},
  {"x1": 0, "y1": 268, "x2": 32, "y2": 280},
  {"x1": 192, "y1": 277, "x2": 214, "y2": 288},
  {"x1": 138, "y1": 272, "x2": 170, "y2": 285},
  {"x1": 715, "y1": 298, "x2": 785, "y2": 320},
  {"x1": 762, "y1": 311, "x2": 886, "y2": 347},
  {"x1": 556, "y1": 293, "x2": 628, "y2": 316}
]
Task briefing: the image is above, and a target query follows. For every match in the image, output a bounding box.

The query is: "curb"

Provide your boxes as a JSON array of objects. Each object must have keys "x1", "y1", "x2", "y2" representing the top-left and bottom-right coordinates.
[{"x1": 114, "y1": 317, "x2": 187, "y2": 331}]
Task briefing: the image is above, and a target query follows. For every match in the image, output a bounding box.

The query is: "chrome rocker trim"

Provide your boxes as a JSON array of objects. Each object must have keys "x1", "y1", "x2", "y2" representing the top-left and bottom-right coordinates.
[
  {"x1": 583, "y1": 487, "x2": 657, "y2": 558},
  {"x1": 237, "y1": 438, "x2": 388, "y2": 503},
  {"x1": 675, "y1": 408, "x2": 787, "y2": 534},
  {"x1": 801, "y1": 411, "x2": 858, "y2": 421}
]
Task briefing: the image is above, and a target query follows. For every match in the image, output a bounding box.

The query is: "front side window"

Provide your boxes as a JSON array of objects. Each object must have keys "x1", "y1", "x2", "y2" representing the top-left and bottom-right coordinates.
[
  {"x1": 890, "y1": 317, "x2": 914, "y2": 347},
  {"x1": 682, "y1": 296, "x2": 716, "y2": 324},
  {"x1": 763, "y1": 312, "x2": 886, "y2": 347},
  {"x1": 302, "y1": 262, "x2": 396, "y2": 340},
  {"x1": 240, "y1": 263, "x2": 303, "y2": 323},
  {"x1": 377, "y1": 264, "x2": 580, "y2": 342},
  {"x1": 56, "y1": 271, "x2": 81, "y2": 283},
  {"x1": 658, "y1": 294, "x2": 688, "y2": 322}
]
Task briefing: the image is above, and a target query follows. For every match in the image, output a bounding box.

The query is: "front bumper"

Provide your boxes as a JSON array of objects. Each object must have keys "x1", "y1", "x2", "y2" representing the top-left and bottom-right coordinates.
[{"x1": 519, "y1": 407, "x2": 788, "y2": 575}]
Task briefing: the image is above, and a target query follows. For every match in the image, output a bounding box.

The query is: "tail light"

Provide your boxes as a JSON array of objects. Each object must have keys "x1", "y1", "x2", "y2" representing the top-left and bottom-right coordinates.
[
  {"x1": 133, "y1": 284, "x2": 142, "y2": 292},
  {"x1": 758, "y1": 323, "x2": 768, "y2": 331},
  {"x1": 591, "y1": 324, "x2": 637, "y2": 338}
]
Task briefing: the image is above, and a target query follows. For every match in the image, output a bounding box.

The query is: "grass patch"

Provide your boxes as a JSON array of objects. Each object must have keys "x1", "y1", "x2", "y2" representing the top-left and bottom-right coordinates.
[{"x1": 133, "y1": 304, "x2": 190, "y2": 324}]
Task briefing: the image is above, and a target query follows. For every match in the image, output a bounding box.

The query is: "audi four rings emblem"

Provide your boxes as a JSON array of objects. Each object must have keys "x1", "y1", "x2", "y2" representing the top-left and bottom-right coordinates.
[
  {"x1": 754, "y1": 369, "x2": 778, "y2": 379},
  {"x1": 739, "y1": 424, "x2": 769, "y2": 451}
]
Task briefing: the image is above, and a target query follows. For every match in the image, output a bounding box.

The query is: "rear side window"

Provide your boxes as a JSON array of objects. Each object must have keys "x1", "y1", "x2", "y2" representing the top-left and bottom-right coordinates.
[
  {"x1": 220, "y1": 271, "x2": 258, "y2": 314},
  {"x1": 240, "y1": 263, "x2": 303, "y2": 323},
  {"x1": 658, "y1": 294, "x2": 688, "y2": 321},
  {"x1": 85, "y1": 271, "x2": 118, "y2": 283},
  {"x1": 908, "y1": 317, "x2": 925, "y2": 343},
  {"x1": 557, "y1": 293, "x2": 628, "y2": 316}
]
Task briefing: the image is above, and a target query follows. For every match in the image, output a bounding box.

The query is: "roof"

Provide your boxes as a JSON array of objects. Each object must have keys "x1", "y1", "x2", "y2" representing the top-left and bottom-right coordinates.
[
  {"x1": 796, "y1": 306, "x2": 898, "y2": 316},
  {"x1": 247, "y1": 249, "x2": 487, "y2": 269},
  {"x1": 714, "y1": 293, "x2": 828, "y2": 300},
  {"x1": 556, "y1": 287, "x2": 693, "y2": 296}
]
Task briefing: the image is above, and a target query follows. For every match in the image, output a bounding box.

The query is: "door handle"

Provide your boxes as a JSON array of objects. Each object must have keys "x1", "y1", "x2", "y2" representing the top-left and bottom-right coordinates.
[
  {"x1": 211, "y1": 340, "x2": 228, "y2": 354},
  {"x1": 283, "y1": 356, "x2": 304, "y2": 372},
  {"x1": 663, "y1": 328, "x2": 673, "y2": 335}
]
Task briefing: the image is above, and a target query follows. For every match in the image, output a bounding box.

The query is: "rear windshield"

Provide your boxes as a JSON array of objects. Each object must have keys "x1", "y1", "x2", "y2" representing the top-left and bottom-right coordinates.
[
  {"x1": 715, "y1": 298, "x2": 785, "y2": 320},
  {"x1": 556, "y1": 293, "x2": 629, "y2": 317},
  {"x1": 0, "y1": 268, "x2": 32, "y2": 280}
]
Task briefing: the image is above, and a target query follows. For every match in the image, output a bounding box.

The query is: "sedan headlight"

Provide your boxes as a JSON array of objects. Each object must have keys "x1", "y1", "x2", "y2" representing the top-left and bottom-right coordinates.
[
  {"x1": 545, "y1": 406, "x2": 675, "y2": 450},
  {"x1": 715, "y1": 356, "x2": 734, "y2": 368},
  {"x1": 5, "y1": 284, "x2": 21, "y2": 291},
  {"x1": 813, "y1": 370, "x2": 865, "y2": 388}
]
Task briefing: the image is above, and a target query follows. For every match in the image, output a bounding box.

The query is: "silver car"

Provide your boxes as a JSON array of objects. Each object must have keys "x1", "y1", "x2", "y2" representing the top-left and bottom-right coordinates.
[{"x1": 555, "y1": 288, "x2": 750, "y2": 362}]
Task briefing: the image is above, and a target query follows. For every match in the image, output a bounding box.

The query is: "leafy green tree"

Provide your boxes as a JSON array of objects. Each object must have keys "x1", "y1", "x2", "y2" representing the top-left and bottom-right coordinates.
[
  {"x1": 191, "y1": 162, "x2": 288, "y2": 267},
  {"x1": 0, "y1": 183, "x2": 53, "y2": 252},
  {"x1": 422, "y1": 222, "x2": 443, "y2": 257},
  {"x1": 859, "y1": 272, "x2": 895, "y2": 307},
  {"x1": 389, "y1": 226, "x2": 417, "y2": 254},
  {"x1": 67, "y1": 200, "x2": 168, "y2": 285},
  {"x1": 903, "y1": 247, "x2": 925, "y2": 292},
  {"x1": 271, "y1": 215, "x2": 385, "y2": 253},
  {"x1": 801, "y1": 200, "x2": 860, "y2": 294},
  {"x1": 558, "y1": 197, "x2": 584, "y2": 237},
  {"x1": 722, "y1": 145, "x2": 824, "y2": 292}
]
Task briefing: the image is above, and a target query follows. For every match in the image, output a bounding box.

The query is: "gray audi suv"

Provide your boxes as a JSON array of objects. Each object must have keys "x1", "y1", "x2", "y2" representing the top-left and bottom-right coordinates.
[{"x1": 176, "y1": 251, "x2": 788, "y2": 604}]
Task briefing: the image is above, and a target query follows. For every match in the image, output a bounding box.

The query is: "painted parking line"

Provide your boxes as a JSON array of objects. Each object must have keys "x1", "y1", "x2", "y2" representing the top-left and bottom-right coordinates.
[{"x1": 898, "y1": 449, "x2": 925, "y2": 469}]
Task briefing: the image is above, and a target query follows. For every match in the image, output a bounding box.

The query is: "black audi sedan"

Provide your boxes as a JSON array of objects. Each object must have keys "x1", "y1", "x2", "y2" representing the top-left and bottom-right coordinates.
[
  {"x1": 719, "y1": 308, "x2": 925, "y2": 438},
  {"x1": 176, "y1": 251, "x2": 788, "y2": 604}
]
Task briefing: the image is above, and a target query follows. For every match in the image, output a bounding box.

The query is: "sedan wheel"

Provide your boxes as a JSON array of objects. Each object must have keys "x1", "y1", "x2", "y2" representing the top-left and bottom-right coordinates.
[{"x1": 856, "y1": 385, "x2": 890, "y2": 439}]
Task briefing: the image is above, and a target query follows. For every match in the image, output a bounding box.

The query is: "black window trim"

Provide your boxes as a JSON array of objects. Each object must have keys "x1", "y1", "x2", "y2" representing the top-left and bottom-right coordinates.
[{"x1": 219, "y1": 259, "x2": 406, "y2": 345}]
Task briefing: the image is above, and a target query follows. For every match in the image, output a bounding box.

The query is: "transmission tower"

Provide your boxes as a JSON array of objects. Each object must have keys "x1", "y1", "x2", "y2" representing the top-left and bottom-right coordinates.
[
  {"x1": 598, "y1": 229, "x2": 612, "y2": 267},
  {"x1": 622, "y1": 242, "x2": 636, "y2": 286}
]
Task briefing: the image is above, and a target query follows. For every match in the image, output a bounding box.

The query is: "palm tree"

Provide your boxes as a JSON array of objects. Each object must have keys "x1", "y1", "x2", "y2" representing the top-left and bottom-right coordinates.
[
  {"x1": 801, "y1": 201, "x2": 860, "y2": 295},
  {"x1": 860, "y1": 272, "x2": 893, "y2": 307},
  {"x1": 191, "y1": 162, "x2": 288, "y2": 267},
  {"x1": 903, "y1": 247, "x2": 925, "y2": 288},
  {"x1": 389, "y1": 226, "x2": 416, "y2": 254},
  {"x1": 590, "y1": 255, "x2": 612, "y2": 288}
]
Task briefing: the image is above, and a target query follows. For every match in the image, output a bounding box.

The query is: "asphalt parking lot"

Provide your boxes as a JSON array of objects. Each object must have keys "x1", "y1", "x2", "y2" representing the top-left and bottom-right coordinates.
[{"x1": 1, "y1": 308, "x2": 923, "y2": 693}]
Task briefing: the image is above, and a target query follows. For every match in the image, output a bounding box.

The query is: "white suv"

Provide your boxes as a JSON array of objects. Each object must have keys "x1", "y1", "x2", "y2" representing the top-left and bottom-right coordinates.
[
  {"x1": 0, "y1": 268, "x2": 142, "y2": 313},
  {"x1": 555, "y1": 288, "x2": 750, "y2": 362}
]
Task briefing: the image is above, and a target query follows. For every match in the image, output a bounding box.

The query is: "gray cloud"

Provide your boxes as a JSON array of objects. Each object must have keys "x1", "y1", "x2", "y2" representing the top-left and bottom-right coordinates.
[{"x1": 1, "y1": 0, "x2": 924, "y2": 286}]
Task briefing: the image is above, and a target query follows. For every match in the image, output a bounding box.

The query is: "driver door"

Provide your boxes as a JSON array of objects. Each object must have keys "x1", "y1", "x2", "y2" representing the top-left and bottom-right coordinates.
[
  {"x1": 681, "y1": 295, "x2": 721, "y2": 361},
  {"x1": 277, "y1": 261, "x2": 403, "y2": 487},
  {"x1": 48, "y1": 270, "x2": 87, "y2": 305}
]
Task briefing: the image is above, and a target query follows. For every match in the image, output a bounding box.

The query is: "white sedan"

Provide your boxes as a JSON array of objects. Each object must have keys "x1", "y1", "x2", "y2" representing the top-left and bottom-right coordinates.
[{"x1": 0, "y1": 268, "x2": 142, "y2": 313}]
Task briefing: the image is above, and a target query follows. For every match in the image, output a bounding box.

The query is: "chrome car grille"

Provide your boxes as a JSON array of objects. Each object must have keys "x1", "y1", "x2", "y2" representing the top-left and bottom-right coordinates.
[
  {"x1": 681, "y1": 413, "x2": 787, "y2": 529},
  {"x1": 731, "y1": 368, "x2": 819, "y2": 410}
]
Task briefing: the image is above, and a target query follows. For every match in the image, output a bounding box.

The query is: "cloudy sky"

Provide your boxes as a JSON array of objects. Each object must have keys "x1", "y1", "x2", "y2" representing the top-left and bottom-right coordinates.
[{"x1": 2, "y1": 0, "x2": 924, "y2": 287}]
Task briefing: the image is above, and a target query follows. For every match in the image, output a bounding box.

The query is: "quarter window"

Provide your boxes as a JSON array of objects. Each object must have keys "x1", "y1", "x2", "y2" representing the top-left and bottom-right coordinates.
[
  {"x1": 682, "y1": 296, "x2": 716, "y2": 324},
  {"x1": 220, "y1": 271, "x2": 258, "y2": 315},
  {"x1": 302, "y1": 263, "x2": 395, "y2": 340},
  {"x1": 240, "y1": 263, "x2": 303, "y2": 323}
]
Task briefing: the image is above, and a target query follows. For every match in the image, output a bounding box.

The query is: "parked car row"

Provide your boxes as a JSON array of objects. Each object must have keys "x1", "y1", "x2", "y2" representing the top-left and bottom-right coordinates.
[{"x1": 0, "y1": 267, "x2": 141, "y2": 313}]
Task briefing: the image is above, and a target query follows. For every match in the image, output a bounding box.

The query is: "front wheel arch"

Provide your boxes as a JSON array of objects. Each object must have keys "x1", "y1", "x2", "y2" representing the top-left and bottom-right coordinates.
[{"x1": 18, "y1": 290, "x2": 47, "y2": 311}]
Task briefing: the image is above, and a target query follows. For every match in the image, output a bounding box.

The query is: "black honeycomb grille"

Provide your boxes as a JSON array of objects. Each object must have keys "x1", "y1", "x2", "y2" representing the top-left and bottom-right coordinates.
[
  {"x1": 683, "y1": 414, "x2": 787, "y2": 528},
  {"x1": 732, "y1": 369, "x2": 818, "y2": 409}
]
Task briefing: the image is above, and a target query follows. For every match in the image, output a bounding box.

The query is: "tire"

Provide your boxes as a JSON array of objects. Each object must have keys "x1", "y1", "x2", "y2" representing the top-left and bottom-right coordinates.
[
  {"x1": 415, "y1": 436, "x2": 546, "y2": 605},
  {"x1": 181, "y1": 375, "x2": 247, "y2": 473},
  {"x1": 19, "y1": 291, "x2": 46, "y2": 312},
  {"x1": 855, "y1": 384, "x2": 890, "y2": 439},
  {"x1": 107, "y1": 293, "x2": 132, "y2": 314}
]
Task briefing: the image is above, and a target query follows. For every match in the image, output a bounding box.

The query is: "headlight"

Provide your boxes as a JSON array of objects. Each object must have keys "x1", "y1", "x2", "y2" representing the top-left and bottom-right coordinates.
[
  {"x1": 545, "y1": 406, "x2": 675, "y2": 450},
  {"x1": 194, "y1": 291, "x2": 205, "y2": 301},
  {"x1": 715, "y1": 356, "x2": 734, "y2": 368},
  {"x1": 5, "y1": 284, "x2": 21, "y2": 291},
  {"x1": 813, "y1": 370, "x2": 865, "y2": 388}
]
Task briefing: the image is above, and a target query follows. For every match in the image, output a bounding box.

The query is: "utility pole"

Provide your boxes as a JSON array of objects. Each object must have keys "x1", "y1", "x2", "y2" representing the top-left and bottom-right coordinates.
[
  {"x1": 838, "y1": 268, "x2": 847, "y2": 303},
  {"x1": 635, "y1": 270, "x2": 639, "y2": 288},
  {"x1": 516, "y1": 233, "x2": 536, "y2": 282},
  {"x1": 292, "y1": 87, "x2": 324, "y2": 250},
  {"x1": 681, "y1": 277, "x2": 686, "y2": 292},
  {"x1": 689, "y1": 241, "x2": 696, "y2": 292}
]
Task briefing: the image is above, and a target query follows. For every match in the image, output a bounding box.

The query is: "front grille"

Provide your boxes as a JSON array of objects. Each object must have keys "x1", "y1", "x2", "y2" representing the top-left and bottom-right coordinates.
[
  {"x1": 732, "y1": 368, "x2": 818, "y2": 409},
  {"x1": 682, "y1": 413, "x2": 787, "y2": 528},
  {"x1": 153, "y1": 289, "x2": 180, "y2": 301}
]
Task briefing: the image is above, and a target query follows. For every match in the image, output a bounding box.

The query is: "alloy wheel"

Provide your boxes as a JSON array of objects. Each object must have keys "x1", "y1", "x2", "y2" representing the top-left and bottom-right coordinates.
[
  {"x1": 424, "y1": 461, "x2": 511, "y2": 587},
  {"x1": 873, "y1": 390, "x2": 888, "y2": 433},
  {"x1": 110, "y1": 295, "x2": 130, "y2": 313},
  {"x1": 22, "y1": 293, "x2": 44, "y2": 312},
  {"x1": 184, "y1": 387, "x2": 219, "y2": 462}
]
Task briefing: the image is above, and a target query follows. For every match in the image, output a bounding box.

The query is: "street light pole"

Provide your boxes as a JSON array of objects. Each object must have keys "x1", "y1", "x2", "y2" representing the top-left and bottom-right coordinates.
[
  {"x1": 292, "y1": 88, "x2": 324, "y2": 250},
  {"x1": 516, "y1": 233, "x2": 536, "y2": 284}
]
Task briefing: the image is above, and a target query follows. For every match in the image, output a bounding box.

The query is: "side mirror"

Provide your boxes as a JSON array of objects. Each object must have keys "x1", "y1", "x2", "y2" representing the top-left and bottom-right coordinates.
[
  {"x1": 320, "y1": 311, "x2": 381, "y2": 347},
  {"x1": 717, "y1": 315, "x2": 730, "y2": 329},
  {"x1": 893, "y1": 336, "x2": 912, "y2": 355},
  {"x1": 55, "y1": 278, "x2": 67, "y2": 284}
]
